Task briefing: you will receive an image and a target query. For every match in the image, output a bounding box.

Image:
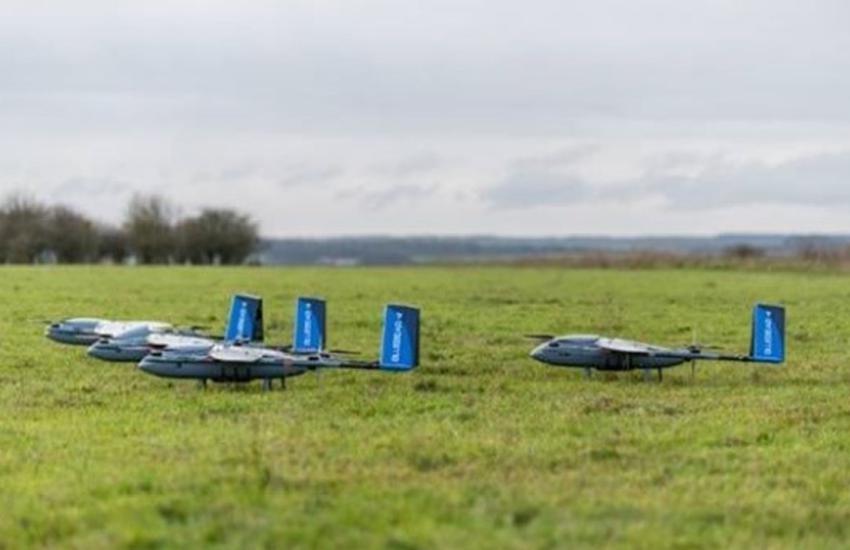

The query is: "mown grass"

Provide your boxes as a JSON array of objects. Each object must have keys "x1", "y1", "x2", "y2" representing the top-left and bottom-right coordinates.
[{"x1": 1, "y1": 266, "x2": 849, "y2": 548}]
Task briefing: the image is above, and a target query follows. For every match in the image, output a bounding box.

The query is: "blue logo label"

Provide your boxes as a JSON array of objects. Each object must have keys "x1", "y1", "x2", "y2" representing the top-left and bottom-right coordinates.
[
  {"x1": 302, "y1": 302, "x2": 313, "y2": 348},
  {"x1": 380, "y1": 305, "x2": 419, "y2": 369},
  {"x1": 225, "y1": 294, "x2": 262, "y2": 343},
  {"x1": 391, "y1": 311, "x2": 404, "y2": 363},
  {"x1": 236, "y1": 302, "x2": 249, "y2": 339},
  {"x1": 761, "y1": 309, "x2": 773, "y2": 356},
  {"x1": 294, "y1": 298, "x2": 326, "y2": 353}
]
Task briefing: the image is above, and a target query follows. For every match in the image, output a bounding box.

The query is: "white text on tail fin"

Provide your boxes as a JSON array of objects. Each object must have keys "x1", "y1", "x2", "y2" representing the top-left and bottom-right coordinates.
[
  {"x1": 225, "y1": 294, "x2": 264, "y2": 343},
  {"x1": 379, "y1": 305, "x2": 420, "y2": 371},
  {"x1": 293, "y1": 297, "x2": 326, "y2": 353},
  {"x1": 750, "y1": 304, "x2": 785, "y2": 364}
]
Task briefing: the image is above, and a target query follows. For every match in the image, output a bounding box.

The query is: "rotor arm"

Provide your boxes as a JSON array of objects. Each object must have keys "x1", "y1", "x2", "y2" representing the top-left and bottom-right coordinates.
[
  {"x1": 652, "y1": 351, "x2": 752, "y2": 362},
  {"x1": 296, "y1": 356, "x2": 381, "y2": 371}
]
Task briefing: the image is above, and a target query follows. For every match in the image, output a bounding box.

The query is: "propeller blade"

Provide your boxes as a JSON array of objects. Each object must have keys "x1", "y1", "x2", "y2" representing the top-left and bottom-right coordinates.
[
  {"x1": 687, "y1": 344, "x2": 723, "y2": 353},
  {"x1": 328, "y1": 349, "x2": 361, "y2": 356},
  {"x1": 525, "y1": 334, "x2": 555, "y2": 342}
]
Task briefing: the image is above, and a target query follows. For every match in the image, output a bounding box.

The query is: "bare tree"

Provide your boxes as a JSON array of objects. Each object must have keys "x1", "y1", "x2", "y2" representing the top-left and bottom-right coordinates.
[
  {"x1": 176, "y1": 208, "x2": 259, "y2": 265},
  {"x1": 49, "y1": 206, "x2": 100, "y2": 263},
  {"x1": 723, "y1": 244, "x2": 766, "y2": 260},
  {"x1": 124, "y1": 194, "x2": 176, "y2": 264},
  {"x1": 0, "y1": 194, "x2": 51, "y2": 263},
  {"x1": 96, "y1": 225, "x2": 130, "y2": 264},
  {"x1": 0, "y1": 192, "x2": 259, "y2": 265}
]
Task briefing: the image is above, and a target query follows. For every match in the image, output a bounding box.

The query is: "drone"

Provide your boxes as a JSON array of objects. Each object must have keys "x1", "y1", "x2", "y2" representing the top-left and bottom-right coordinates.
[
  {"x1": 528, "y1": 304, "x2": 785, "y2": 381},
  {"x1": 46, "y1": 318, "x2": 200, "y2": 348},
  {"x1": 138, "y1": 304, "x2": 420, "y2": 390},
  {"x1": 87, "y1": 294, "x2": 266, "y2": 362}
]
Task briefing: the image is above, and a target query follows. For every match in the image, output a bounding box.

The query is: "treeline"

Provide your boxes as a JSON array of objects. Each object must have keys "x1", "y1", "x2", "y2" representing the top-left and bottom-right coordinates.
[{"x1": 0, "y1": 194, "x2": 259, "y2": 265}]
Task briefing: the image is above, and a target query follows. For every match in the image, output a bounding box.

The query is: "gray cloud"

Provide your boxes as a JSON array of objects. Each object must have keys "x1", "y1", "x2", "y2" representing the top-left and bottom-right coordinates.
[
  {"x1": 3, "y1": 1, "x2": 849, "y2": 137},
  {"x1": 337, "y1": 183, "x2": 438, "y2": 210},
  {"x1": 277, "y1": 165, "x2": 343, "y2": 189},
  {"x1": 511, "y1": 145, "x2": 600, "y2": 172},
  {"x1": 484, "y1": 151, "x2": 850, "y2": 211},
  {"x1": 3, "y1": 1, "x2": 850, "y2": 234},
  {"x1": 484, "y1": 171, "x2": 591, "y2": 209},
  {"x1": 483, "y1": 145, "x2": 601, "y2": 208},
  {"x1": 367, "y1": 153, "x2": 445, "y2": 178},
  {"x1": 53, "y1": 177, "x2": 130, "y2": 196},
  {"x1": 644, "y1": 152, "x2": 850, "y2": 209}
]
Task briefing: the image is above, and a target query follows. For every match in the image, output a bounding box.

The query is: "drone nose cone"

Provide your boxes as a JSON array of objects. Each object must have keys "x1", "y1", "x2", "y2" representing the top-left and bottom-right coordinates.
[
  {"x1": 138, "y1": 357, "x2": 151, "y2": 372},
  {"x1": 45, "y1": 325, "x2": 68, "y2": 343},
  {"x1": 530, "y1": 344, "x2": 547, "y2": 362},
  {"x1": 138, "y1": 356, "x2": 178, "y2": 379},
  {"x1": 138, "y1": 356, "x2": 158, "y2": 376},
  {"x1": 138, "y1": 355, "x2": 165, "y2": 375},
  {"x1": 87, "y1": 342, "x2": 109, "y2": 360},
  {"x1": 88, "y1": 339, "x2": 128, "y2": 361}
]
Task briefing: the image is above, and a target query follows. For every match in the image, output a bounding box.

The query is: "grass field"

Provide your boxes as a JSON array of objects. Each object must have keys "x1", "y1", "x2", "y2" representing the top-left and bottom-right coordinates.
[{"x1": 1, "y1": 266, "x2": 849, "y2": 548}]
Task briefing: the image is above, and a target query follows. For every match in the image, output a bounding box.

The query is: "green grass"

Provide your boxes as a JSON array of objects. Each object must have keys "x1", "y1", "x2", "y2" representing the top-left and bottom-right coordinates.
[{"x1": 1, "y1": 266, "x2": 849, "y2": 548}]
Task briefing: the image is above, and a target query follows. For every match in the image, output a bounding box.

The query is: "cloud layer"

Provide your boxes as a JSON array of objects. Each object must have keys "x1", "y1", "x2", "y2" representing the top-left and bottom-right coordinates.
[
  {"x1": 484, "y1": 151, "x2": 850, "y2": 210},
  {"x1": 2, "y1": 1, "x2": 850, "y2": 235}
]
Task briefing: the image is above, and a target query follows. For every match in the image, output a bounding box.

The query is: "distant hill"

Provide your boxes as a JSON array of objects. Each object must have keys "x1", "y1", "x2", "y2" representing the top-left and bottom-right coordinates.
[{"x1": 257, "y1": 235, "x2": 850, "y2": 266}]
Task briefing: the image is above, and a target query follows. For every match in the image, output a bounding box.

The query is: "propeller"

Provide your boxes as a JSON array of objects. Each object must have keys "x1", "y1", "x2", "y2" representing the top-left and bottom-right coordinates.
[
  {"x1": 524, "y1": 333, "x2": 555, "y2": 342},
  {"x1": 272, "y1": 344, "x2": 360, "y2": 356},
  {"x1": 328, "y1": 348, "x2": 360, "y2": 356},
  {"x1": 173, "y1": 325, "x2": 211, "y2": 336},
  {"x1": 690, "y1": 328, "x2": 697, "y2": 381},
  {"x1": 687, "y1": 330, "x2": 725, "y2": 380},
  {"x1": 686, "y1": 343, "x2": 723, "y2": 354}
]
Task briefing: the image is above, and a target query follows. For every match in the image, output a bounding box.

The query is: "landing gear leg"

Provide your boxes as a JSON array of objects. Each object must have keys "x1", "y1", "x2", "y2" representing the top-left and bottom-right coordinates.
[
  {"x1": 657, "y1": 368, "x2": 663, "y2": 382},
  {"x1": 280, "y1": 377, "x2": 287, "y2": 390},
  {"x1": 197, "y1": 379, "x2": 207, "y2": 390},
  {"x1": 262, "y1": 379, "x2": 273, "y2": 392}
]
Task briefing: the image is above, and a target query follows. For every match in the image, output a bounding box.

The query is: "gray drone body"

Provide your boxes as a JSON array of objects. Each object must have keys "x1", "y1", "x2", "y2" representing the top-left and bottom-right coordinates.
[
  {"x1": 47, "y1": 319, "x2": 172, "y2": 348},
  {"x1": 138, "y1": 303, "x2": 421, "y2": 389},
  {"x1": 44, "y1": 294, "x2": 264, "y2": 363},
  {"x1": 87, "y1": 324, "x2": 205, "y2": 362},
  {"x1": 530, "y1": 304, "x2": 785, "y2": 379}
]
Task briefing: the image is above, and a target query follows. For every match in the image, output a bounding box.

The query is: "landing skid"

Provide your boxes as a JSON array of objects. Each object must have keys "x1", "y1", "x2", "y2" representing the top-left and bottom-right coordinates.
[
  {"x1": 642, "y1": 369, "x2": 663, "y2": 382},
  {"x1": 261, "y1": 378, "x2": 287, "y2": 392}
]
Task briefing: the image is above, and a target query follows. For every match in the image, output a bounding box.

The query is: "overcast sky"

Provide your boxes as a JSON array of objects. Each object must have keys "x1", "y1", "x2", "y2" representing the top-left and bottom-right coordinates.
[{"x1": 3, "y1": 0, "x2": 850, "y2": 236}]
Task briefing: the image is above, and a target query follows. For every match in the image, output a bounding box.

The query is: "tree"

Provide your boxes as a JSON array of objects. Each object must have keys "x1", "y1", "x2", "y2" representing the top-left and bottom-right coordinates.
[
  {"x1": 48, "y1": 206, "x2": 100, "y2": 263},
  {"x1": 723, "y1": 244, "x2": 766, "y2": 260},
  {"x1": 176, "y1": 208, "x2": 259, "y2": 265},
  {"x1": 0, "y1": 194, "x2": 51, "y2": 263},
  {"x1": 124, "y1": 195, "x2": 176, "y2": 264},
  {"x1": 96, "y1": 225, "x2": 130, "y2": 264}
]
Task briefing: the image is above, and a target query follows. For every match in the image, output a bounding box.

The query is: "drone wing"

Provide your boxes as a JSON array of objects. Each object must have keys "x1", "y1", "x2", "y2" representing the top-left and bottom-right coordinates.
[
  {"x1": 148, "y1": 333, "x2": 215, "y2": 350},
  {"x1": 597, "y1": 338, "x2": 737, "y2": 361},
  {"x1": 208, "y1": 345, "x2": 269, "y2": 364},
  {"x1": 596, "y1": 338, "x2": 658, "y2": 355}
]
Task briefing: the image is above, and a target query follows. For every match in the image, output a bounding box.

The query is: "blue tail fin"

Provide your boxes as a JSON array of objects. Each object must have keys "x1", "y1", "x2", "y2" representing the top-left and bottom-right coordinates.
[
  {"x1": 292, "y1": 297, "x2": 327, "y2": 354},
  {"x1": 224, "y1": 294, "x2": 264, "y2": 343},
  {"x1": 379, "y1": 305, "x2": 420, "y2": 371},
  {"x1": 749, "y1": 304, "x2": 785, "y2": 364}
]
